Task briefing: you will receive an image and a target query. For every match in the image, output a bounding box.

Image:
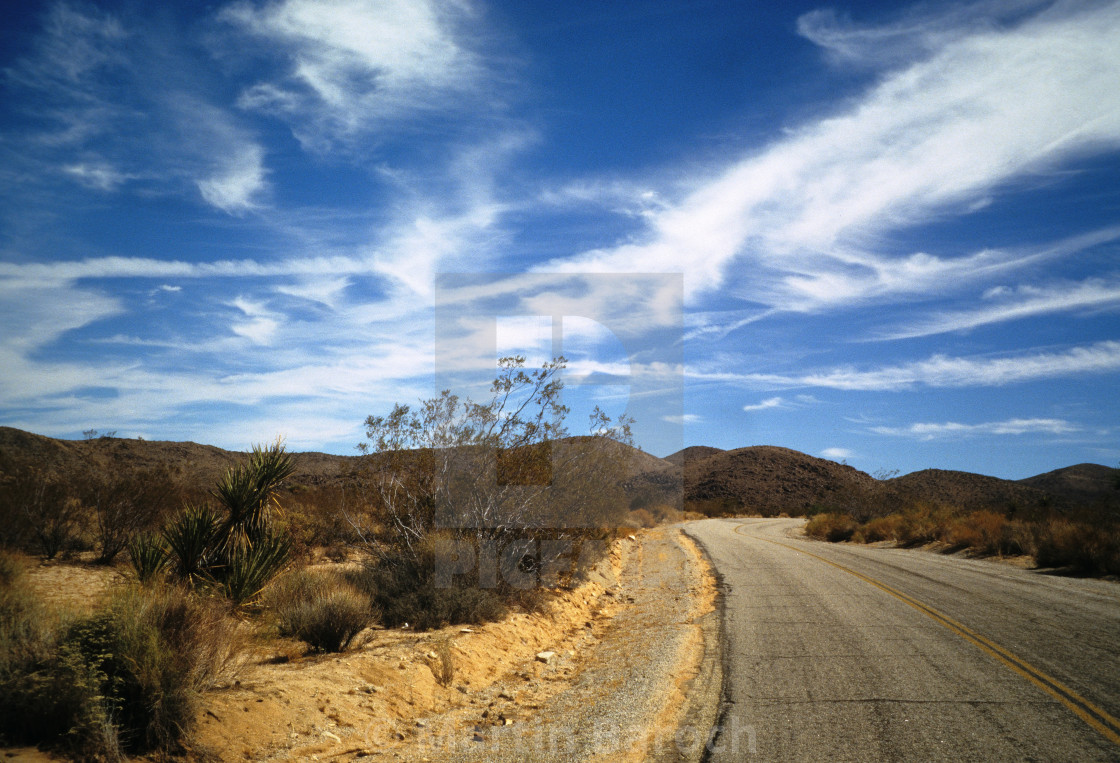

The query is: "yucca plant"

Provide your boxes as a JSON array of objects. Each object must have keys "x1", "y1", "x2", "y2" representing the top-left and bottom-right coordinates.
[
  {"x1": 215, "y1": 440, "x2": 294, "y2": 549},
  {"x1": 155, "y1": 442, "x2": 296, "y2": 606},
  {"x1": 217, "y1": 529, "x2": 293, "y2": 606},
  {"x1": 163, "y1": 505, "x2": 221, "y2": 587},
  {"x1": 127, "y1": 534, "x2": 168, "y2": 583}
]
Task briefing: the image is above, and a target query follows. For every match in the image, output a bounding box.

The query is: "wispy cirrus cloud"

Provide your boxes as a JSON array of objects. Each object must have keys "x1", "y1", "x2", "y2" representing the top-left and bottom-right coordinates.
[
  {"x1": 885, "y1": 276, "x2": 1120, "y2": 339},
  {"x1": 554, "y1": 1, "x2": 1120, "y2": 310},
  {"x1": 871, "y1": 418, "x2": 1079, "y2": 440},
  {"x1": 223, "y1": 0, "x2": 494, "y2": 149},
  {"x1": 697, "y1": 341, "x2": 1120, "y2": 391},
  {"x1": 742, "y1": 396, "x2": 784, "y2": 412},
  {"x1": 2, "y1": 2, "x2": 268, "y2": 214}
]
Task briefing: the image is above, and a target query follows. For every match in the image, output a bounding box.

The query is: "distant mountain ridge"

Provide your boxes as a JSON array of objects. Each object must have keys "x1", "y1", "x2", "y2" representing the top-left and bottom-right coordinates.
[{"x1": 2, "y1": 427, "x2": 1116, "y2": 515}]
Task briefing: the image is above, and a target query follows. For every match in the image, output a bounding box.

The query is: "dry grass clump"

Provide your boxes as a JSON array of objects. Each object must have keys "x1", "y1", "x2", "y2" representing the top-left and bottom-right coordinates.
[
  {"x1": 856, "y1": 514, "x2": 904, "y2": 543},
  {"x1": 1033, "y1": 519, "x2": 1120, "y2": 575},
  {"x1": 808, "y1": 499, "x2": 1120, "y2": 577},
  {"x1": 268, "y1": 569, "x2": 376, "y2": 653},
  {"x1": 0, "y1": 568, "x2": 241, "y2": 761},
  {"x1": 944, "y1": 510, "x2": 1008, "y2": 554},
  {"x1": 804, "y1": 513, "x2": 858, "y2": 542}
]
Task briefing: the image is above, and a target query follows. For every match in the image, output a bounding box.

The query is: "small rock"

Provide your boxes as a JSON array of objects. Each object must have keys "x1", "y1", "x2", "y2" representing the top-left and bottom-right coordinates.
[
  {"x1": 460, "y1": 627, "x2": 473, "y2": 633},
  {"x1": 427, "y1": 651, "x2": 438, "y2": 659},
  {"x1": 472, "y1": 733, "x2": 486, "y2": 742},
  {"x1": 536, "y1": 651, "x2": 556, "y2": 664},
  {"x1": 498, "y1": 689, "x2": 517, "y2": 700},
  {"x1": 504, "y1": 718, "x2": 514, "y2": 726},
  {"x1": 322, "y1": 730, "x2": 341, "y2": 743},
  {"x1": 416, "y1": 720, "x2": 426, "y2": 728}
]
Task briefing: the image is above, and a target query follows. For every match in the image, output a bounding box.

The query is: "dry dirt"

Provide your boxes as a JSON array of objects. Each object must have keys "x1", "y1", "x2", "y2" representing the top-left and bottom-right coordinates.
[{"x1": 4, "y1": 529, "x2": 718, "y2": 763}]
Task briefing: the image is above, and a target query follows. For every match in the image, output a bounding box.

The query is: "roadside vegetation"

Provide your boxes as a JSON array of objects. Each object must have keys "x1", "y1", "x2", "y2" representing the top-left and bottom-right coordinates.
[
  {"x1": 805, "y1": 500, "x2": 1120, "y2": 576},
  {"x1": 0, "y1": 357, "x2": 641, "y2": 759}
]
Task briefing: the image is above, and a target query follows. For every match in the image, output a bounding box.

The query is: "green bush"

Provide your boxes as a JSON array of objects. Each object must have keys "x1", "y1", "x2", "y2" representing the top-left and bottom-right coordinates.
[
  {"x1": 270, "y1": 570, "x2": 375, "y2": 652},
  {"x1": 344, "y1": 546, "x2": 507, "y2": 632},
  {"x1": 0, "y1": 580, "x2": 240, "y2": 759},
  {"x1": 154, "y1": 442, "x2": 295, "y2": 605}
]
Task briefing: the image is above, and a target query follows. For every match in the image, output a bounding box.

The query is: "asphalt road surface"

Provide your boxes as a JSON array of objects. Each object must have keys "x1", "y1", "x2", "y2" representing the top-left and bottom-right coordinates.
[{"x1": 685, "y1": 517, "x2": 1120, "y2": 761}]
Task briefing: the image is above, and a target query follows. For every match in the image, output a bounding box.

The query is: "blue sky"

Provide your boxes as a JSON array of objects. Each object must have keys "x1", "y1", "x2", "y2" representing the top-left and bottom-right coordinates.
[{"x1": 2, "y1": 0, "x2": 1119, "y2": 479}]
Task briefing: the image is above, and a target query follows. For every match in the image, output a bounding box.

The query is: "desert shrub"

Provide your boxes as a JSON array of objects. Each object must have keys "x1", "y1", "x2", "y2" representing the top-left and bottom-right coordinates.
[
  {"x1": 217, "y1": 528, "x2": 293, "y2": 606},
  {"x1": 4, "y1": 465, "x2": 84, "y2": 559},
  {"x1": 284, "y1": 485, "x2": 366, "y2": 551},
  {"x1": 945, "y1": 510, "x2": 1008, "y2": 554},
  {"x1": 1000, "y1": 518, "x2": 1036, "y2": 556},
  {"x1": 805, "y1": 513, "x2": 857, "y2": 542},
  {"x1": 0, "y1": 551, "x2": 58, "y2": 679},
  {"x1": 0, "y1": 583, "x2": 241, "y2": 759},
  {"x1": 270, "y1": 570, "x2": 375, "y2": 653},
  {"x1": 893, "y1": 503, "x2": 955, "y2": 547},
  {"x1": 154, "y1": 442, "x2": 294, "y2": 605},
  {"x1": 1033, "y1": 520, "x2": 1120, "y2": 575},
  {"x1": 628, "y1": 507, "x2": 657, "y2": 528},
  {"x1": 857, "y1": 515, "x2": 904, "y2": 543},
  {"x1": 344, "y1": 544, "x2": 507, "y2": 632},
  {"x1": 163, "y1": 504, "x2": 222, "y2": 586},
  {"x1": 85, "y1": 463, "x2": 180, "y2": 564}
]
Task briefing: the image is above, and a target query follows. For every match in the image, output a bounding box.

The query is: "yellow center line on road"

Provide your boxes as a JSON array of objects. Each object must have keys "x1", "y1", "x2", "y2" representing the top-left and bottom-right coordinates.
[{"x1": 733, "y1": 522, "x2": 1120, "y2": 747}]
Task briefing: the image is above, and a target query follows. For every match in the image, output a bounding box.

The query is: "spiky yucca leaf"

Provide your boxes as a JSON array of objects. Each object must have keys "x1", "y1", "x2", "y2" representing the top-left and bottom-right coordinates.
[
  {"x1": 218, "y1": 530, "x2": 292, "y2": 606},
  {"x1": 163, "y1": 505, "x2": 221, "y2": 586},
  {"x1": 128, "y1": 534, "x2": 168, "y2": 583},
  {"x1": 215, "y1": 440, "x2": 294, "y2": 545}
]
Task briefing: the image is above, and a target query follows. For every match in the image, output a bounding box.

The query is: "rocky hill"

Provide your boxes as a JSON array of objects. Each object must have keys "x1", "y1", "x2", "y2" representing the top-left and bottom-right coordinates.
[
  {"x1": 2, "y1": 427, "x2": 1116, "y2": 517},
  {"x1": 663, "y1": 446, "x2": 724, "y2": 467},
  {"x1": 679, "y1": 445, "x2": 878, "y2": 515}
]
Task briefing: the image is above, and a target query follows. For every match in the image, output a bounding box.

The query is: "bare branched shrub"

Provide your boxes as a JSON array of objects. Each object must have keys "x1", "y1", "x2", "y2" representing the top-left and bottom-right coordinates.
[
  {"x1": 0, "y1": 462, "x2": 83, "y2": 559},
  {"x1": 85, "y1": 463, "x2": 181, "y2": 564},
  {"x1": 347, "y1": 357, "x2": 635, "y2": 621}
]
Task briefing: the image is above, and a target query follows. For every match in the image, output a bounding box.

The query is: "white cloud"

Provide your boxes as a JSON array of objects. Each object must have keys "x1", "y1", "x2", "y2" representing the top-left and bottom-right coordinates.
[
  {"x1": 697, "y1": 341, "x2": 1120, "y2": 391},
  {"x1": 224, "y1": 0, "x2": 489, "y2": 148},
  {"x1": 197, "y1": 144, "x2": 267, "y2": 214},
  {"x1": 871, "y1": 418, "x2": 1079, "y2": 440},
  {"x1": 742, "y1": 396, "x2": 784, "y2": 412},
  {"x1": 5, "y1": 5, "x2": 271, "y2": 214},
  {"x1": 553, "y1": 2, "x2": 1120, "y2": 308},
  {"x1": 62, "y1": 162, "x2": 134, "y2": 191},
  {"x1": 887, "y1": 276, "x2": 1120, "y2": 339},
  {"x1": 821, "y1": 447, "x2": 853, "y2": 459},
  {"x1": 229, "y1": 297, "x2": 281, "y2": 345},
  {"x1": 275, "y1": 276, "x2": 351, "y2": 307},
  {"x1": 663, "y1": 413, "x2": 702, "y2": 425}
]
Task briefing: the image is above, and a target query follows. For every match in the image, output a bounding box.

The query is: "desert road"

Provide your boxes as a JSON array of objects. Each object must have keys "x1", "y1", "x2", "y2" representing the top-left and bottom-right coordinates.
[{"x1": 685, "y1": 517, "x2": 1120, "y2": 761}]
